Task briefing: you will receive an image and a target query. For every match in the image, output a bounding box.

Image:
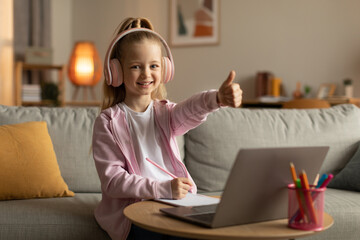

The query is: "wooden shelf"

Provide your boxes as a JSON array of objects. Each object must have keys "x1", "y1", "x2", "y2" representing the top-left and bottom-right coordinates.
[
  {"x1": 21, "y1": 100, "x2": 58, "y2": 106},
  {"x1": 325, "y1": 97, "x2": 360, "y2": 107},
  {"x1": 242, "y1": 98, "x2": 360, "y2": 108},
  {"x1": 65, "y1": 101, "x2": 101, "y2": 107},
  {"x1": 15, "y1": 62, "x2": 66, "y2": 107}
]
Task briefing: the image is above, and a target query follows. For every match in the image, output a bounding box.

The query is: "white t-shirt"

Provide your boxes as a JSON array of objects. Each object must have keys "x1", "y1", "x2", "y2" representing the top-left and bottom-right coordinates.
[{"x1": 119, "y1": 101, "x2": 175, "y2": 181}]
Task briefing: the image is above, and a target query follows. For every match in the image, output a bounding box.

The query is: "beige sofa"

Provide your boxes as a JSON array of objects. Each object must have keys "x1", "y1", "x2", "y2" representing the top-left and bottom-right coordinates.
[{"x1": 0, "y1": 104, "x2": 359, "y2": 240}]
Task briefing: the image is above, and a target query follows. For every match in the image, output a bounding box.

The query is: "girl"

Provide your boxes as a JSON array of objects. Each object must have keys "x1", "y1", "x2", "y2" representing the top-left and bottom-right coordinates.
[{"x1": 92, "y1": 17, "x2": 242, "y2": 240}]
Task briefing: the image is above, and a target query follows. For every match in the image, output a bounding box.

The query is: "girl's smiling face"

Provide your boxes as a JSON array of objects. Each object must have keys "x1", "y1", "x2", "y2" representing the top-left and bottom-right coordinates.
[{"x1": 121, "y1": 39, "x2": 162, "y2": 104}]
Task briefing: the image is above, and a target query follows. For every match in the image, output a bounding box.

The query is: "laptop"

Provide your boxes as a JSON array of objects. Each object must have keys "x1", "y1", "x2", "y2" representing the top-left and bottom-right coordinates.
[{"x1": 160, "y1": 146, "x2": 329, "y2": 228}]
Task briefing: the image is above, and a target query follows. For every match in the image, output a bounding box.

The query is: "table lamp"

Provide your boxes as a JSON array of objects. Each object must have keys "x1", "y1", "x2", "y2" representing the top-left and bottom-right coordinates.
[{"x1": 68, "y1": 41, "x2": 102, "y2": 101}]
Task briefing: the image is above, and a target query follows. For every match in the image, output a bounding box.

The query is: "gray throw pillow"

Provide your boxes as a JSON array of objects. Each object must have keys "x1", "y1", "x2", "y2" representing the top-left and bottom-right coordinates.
[{"x1": 328, "y1": 142, "x2": 360, "y2": 191}]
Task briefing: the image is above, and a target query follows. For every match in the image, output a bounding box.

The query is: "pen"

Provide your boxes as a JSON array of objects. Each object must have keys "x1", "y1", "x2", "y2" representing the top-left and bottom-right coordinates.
[
  {"x1": 319, "y1": 173, "x2": 334, "y2": 188},
  {"x1": 316, "y1": 173, "x2": 328, "y2": 188},
  {"x1": 145, "y1": 158, "x2": 177, "y2": 179}
]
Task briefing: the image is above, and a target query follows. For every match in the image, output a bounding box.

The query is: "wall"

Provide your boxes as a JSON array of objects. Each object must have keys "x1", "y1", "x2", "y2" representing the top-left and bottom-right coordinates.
[
  {"x1": 51, "y1": 0, "x2": 72, "y2": 101},
  {"x1": 169, "y1": 0, "x2": 360, "y2": 101},
  {"x1": 63, "y1": 0, "x2": 360, "y2": 103}
]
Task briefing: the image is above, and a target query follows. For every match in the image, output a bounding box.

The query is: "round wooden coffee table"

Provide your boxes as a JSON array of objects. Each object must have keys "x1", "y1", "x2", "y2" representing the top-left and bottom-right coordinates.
[{"x1": 124, "y1": 201, "x2": 333, "y2": 240}]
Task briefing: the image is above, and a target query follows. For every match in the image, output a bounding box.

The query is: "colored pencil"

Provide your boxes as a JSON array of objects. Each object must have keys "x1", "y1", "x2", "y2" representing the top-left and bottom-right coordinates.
[
  {"x1": 300, "y1": 171, "x2": 317, "y2": 224},
  {"x1": 289, "y1": 163, "x2": 306, "y2": 220}
]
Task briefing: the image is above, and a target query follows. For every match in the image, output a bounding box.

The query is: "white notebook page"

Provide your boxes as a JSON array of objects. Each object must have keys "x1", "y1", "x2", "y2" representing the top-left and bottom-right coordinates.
[{"x1": 155, "y1": 193, "x2": 220, "y2": 207}]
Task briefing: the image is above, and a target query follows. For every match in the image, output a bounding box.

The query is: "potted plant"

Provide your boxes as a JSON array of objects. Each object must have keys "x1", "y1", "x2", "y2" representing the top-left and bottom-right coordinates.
[
  {"x1": 343, "y1": 78, "x2": 353, "y2": 98},
  {"x1": 41, "y1": 82, "x2": 60, "y2": 106}
]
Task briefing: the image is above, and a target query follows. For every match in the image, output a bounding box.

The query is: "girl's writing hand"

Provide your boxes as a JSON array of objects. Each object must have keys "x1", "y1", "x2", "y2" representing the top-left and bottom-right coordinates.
[
  {"x1": 217, "y1": 71, "x2": 242, "y2": 108},
  {"x1": 171, "y1": 178, "x2": 193, "y2": 200}
]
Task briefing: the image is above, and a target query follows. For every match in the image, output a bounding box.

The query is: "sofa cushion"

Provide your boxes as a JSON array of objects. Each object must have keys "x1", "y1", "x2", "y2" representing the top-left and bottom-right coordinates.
[
  {"x1": 0, "y1": 105, "x2": 101, "y2": 193},
  {"x1": 328, "y1": 141, "x2": 360, "y2": 191},
  {"x1": 0, "y1": 121, "x2": 74, "y2": 200},
  {"x1": 0, "y1": 193, "x2": 110, "y2": 240},
  {"x1": 304, "y1": 188, "x2": 360, "y2": 240},
  {"x1": 185, "y1": 104, "x2": 360, "y2": 192}
]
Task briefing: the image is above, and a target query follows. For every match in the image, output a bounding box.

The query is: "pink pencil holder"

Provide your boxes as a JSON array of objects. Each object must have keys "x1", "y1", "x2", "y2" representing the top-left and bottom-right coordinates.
[{"x1": 287, "y1": 184, "x2": 325, "y2": 231}]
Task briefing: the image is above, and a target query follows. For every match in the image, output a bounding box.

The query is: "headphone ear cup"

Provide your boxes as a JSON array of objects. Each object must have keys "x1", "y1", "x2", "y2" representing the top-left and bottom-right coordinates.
[
  {"x1": 109, "y1": 59, "x2": 123, "y2": 87},
  {"x1": 162, "y1": 57, "x2": 173, "y2": 84}
]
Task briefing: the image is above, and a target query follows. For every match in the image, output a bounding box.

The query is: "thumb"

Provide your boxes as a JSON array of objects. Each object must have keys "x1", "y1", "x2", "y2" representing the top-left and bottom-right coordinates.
[{"x1": 223, "y1": 70, "x2": 236, "y2": 86}]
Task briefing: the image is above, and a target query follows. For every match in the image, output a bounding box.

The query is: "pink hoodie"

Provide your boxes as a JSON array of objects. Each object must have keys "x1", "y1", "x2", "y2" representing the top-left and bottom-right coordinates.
[{"x1": 92, "y1": 90, "x2": 220, "y2": 240}]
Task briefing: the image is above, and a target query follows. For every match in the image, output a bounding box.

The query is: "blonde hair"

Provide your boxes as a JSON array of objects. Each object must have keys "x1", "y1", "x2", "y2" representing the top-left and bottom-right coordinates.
[{"x1": 101, "y1": 17, "x2": 167, "y2": 110}]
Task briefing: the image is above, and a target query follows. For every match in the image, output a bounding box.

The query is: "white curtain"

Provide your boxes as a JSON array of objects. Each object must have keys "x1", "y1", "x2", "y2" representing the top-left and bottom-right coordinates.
[
  {"x1": 14, "y1": 0, "x2": 51, "y2": 84},
  {"x1": 0, "y1": 0, "x2": 14, "y2": 105}
]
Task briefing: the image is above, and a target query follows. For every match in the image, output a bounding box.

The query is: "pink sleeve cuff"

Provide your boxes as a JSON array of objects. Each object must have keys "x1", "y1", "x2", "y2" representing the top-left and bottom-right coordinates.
[
  {"x1": 209, "y1": 90, "x2": 227, "y2": 108},
  {"x1": 156, "y1": 180, "x2": 173, "y2": 199}
]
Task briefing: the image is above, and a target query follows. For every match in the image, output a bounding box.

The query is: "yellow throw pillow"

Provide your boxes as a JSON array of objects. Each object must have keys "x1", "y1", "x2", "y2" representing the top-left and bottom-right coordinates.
[{"x1": 0, "y1": 121, "x2": 74, "y2": 200}]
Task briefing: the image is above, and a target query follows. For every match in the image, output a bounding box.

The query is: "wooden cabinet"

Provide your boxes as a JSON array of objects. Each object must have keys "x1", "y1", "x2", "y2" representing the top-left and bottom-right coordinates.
[{"x1": 15, "y1": 61, "x2": 66, "y2": 106}]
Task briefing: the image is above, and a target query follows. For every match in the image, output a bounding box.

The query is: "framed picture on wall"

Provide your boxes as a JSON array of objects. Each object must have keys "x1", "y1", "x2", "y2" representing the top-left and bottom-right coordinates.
[
  {"x1": 169, "y1": 0, "x2": 220, "y2": 47},
  {"x1": 317, "y1": 83, "x2": 336, "y2": 99}
]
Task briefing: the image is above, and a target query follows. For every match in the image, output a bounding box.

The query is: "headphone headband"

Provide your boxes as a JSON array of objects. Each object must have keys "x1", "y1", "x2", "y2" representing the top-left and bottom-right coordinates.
[{"x1": 104, "y1": 28, "x2": 175, "y2": 86}]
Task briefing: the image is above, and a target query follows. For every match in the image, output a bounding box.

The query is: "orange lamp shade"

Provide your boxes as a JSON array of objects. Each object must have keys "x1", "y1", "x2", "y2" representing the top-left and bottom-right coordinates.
[{"x1": 68, "y1": 41, "x2": 102, "y2": 86}]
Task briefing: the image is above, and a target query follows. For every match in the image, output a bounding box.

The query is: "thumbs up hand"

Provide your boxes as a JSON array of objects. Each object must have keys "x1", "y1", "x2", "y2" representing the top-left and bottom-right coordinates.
[{"x1": 217, "y1": 71, "x2": 242, "y2": 108}]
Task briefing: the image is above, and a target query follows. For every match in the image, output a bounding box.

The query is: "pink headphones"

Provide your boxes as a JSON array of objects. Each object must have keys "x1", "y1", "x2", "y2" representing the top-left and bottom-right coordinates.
[{"x1": 104, "y1": 28, "x2": 175, "y2": 87}]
